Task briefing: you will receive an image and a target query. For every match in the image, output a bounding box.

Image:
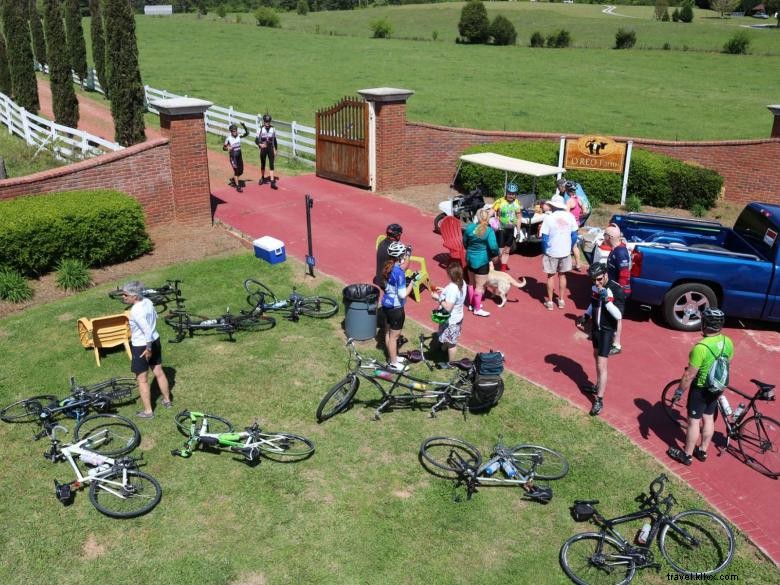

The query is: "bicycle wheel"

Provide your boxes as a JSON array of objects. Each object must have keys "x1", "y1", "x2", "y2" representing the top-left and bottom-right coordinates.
[
  {"x1": 316, "y1": 375, "x2": 359, "y2": 422},
  {"x1": 89, "y1": 469, "x2": 162, "y2": 518},
  {"x1": 559, "y1": 532, "x2": 636, "y2": 585},
  {"x1": 231, "y1": 314, "x2": 276, "y2": 332},
  {"x1": 736, "y1": 415, "x2": 780, "y2": 479},
  {"x1": 88, "y1": 378, "x2": 137, "y2": 404},
  {"x1": 243, "y1": 279, "x2": 277, "y2": 309},
  {"x1": 419, "y1": 436, "x2": 482, "y2": 478},
  {"x1": 659, "y1": 510, "x2": 735, "y2": 576},
  {"x1": 173, "y1": 411, "x2": 234, "y2": 437},
  {"x1": 298, "y1": 296, "x2": 339, "y2": 319},
  {"x1": 661, "y1": 378, "x2": 688, "y2": 430},
  {"x1": 510, "y1": 445, "x2": 570, "y2": 480},
  {"x1": 74, "y1": 414, "x2": 141, "y2": 456},
  {"x1": 0, "y1": 395, "x2": 58, "y2": 422},
  {"x1": 254, "y1": 432, "x2": 315, "y2": 459}
]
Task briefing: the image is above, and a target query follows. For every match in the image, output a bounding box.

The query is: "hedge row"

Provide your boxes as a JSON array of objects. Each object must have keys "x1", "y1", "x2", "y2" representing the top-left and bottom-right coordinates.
[
  {"x1": 458, "y1": 141, "x2": 723, "y2": 210},
  {"x1": 0, "y1": 189, "x2": 152, "y2": 276}
]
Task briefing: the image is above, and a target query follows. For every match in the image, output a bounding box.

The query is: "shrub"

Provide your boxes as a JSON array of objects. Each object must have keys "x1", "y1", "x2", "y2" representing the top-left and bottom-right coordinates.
[
  {"x1": 297, "y1": 0, "x2": 309, "y2": 15},
  {"x1": 529, "y1": 31, "x2": 545, "y2": 48},
  {"x1": 679, "y1": 0, "x2": 694, "y2": 22},
  {"x1": 614, "y1": 28, "x2": 636, "y2": 49},
  {"x1": 547, "y1": 29, "x2": 571, "y2": 48},
  {"x1": 690, "y1": 203, "x2": 707, "y2": 218},
  {"x1": 661, "y1": 9, "x2": 670, "y2": 21},
  {"x1": 458, "y1": 0, "x2": 490, "y2": 44},
  {"x1": 624, "y1": 195, "x2": 642, "y2": 213},
  {"x1": 489, "y1": 15, "x2": 516, "y2": 46},
  {"x1": 254, "y1": 8, "x2": 280, "y2": 28},
  {"x1": 663, "y1": 42, "x2": 671, "y2": 50},
  {"x1": 55, "y1": 259, "x2": 92, "y2": 292},
  {"x1": 0, "y1": 189, "x2": 152, "y2": 276},
  {"x1": 0, "y1": 268, "x2": 33, "y2": 303},
  {"x1": 432, "y1": 30, "x2": 438, "y2": 41},
  {"x1": 723, "y1": 31, "x2": 751, "y2": 54},
  {"x1": 216, "y1": 5, "x2": 227, "y2": 18},
  {"x1": 370, "y1": 18, "x2": 393, "y2": 39},
  {"x1": 672, "y1": 8, "x2": 680, "y2": 20}
]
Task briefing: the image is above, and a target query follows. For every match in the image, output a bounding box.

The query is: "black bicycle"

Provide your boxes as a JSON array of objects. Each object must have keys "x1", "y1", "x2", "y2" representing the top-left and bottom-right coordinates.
[
  {"x1": 244, "y1": 279, "x2": 338, "y2": 321},
  {"x1": 661, "y1": 378, "x2": 778, "y2": 478},
  {"x1": 560, "y1": 474, "x2": 735, "y2": 584},
  {"x1": 164, "y1": 306, "x2": 276, "y2": 343},
  {"x1": 108, "y1": 279, "x2": 184, "y2": 312}
]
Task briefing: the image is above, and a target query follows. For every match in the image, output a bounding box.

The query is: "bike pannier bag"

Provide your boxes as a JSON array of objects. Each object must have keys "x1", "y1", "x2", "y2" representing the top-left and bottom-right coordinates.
[
  {"x1": 470, "y1": 374, "x2": 504, "y2": 410},
  {"x1": 696, "y1": 342, "x2": 730, "y2": 395},
  {"x1": 570, "y1": 502, "x2": 595, "y2": 522},
  {"x1": 475, "y1": 351, "x2": 504, "y2": 376}
]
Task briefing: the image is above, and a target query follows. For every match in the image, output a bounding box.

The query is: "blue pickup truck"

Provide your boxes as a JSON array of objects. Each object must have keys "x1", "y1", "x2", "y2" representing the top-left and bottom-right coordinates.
[{"x1": 610, "y1": 202, "x2": 780, "y2": 331}]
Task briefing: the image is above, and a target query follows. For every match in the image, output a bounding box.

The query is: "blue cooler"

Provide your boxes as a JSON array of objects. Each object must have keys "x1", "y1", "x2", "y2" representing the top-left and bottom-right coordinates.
[{"x1": 253, "y1": 236, "x2": 286, "y2": 264}]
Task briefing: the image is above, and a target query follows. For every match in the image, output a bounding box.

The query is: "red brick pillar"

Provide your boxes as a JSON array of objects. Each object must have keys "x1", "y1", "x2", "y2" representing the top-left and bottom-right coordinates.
[
  {"x1": 769, "y1": 105, "x2": 780, "y2": 139},
  {"x1": 358, "y1": 88, "x2": 414, "y2": 192},
  {"x1": 150, "y1": 97, "x2": 213, "y2": 224}
]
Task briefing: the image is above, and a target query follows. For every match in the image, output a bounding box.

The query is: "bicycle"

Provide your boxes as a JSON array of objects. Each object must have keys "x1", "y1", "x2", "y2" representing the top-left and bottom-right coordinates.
[
  {"x1": 419, "y1": 435, "x2": 569, "y2": 502},
  {"x1": 559, "y1": 474, "x2": 735, "y2": 584},
  {"x1": 243, "y1": 279, "x2": 339, "y2": 322},
  {"x1": 316, "y1": 337, "x2": 499, "y2": 422},
  {"x1": 108, "y1": 279, "x2": 184, "y2": 312},
  {"x1": 44, "y1": 416, "x2": 161, "y2": 518},
  {"x1": 1, "y1": 376, "x2": 137, "y2": 437},
  {"x1": 164, "y1": 305, "x2": 276, "y2": 343},
  {"x1": 171, "y1": 410, "x2": 315, "y2": 463},
  {"x1": 661, "y1": 378, "x2": 778, "y2": 478}
]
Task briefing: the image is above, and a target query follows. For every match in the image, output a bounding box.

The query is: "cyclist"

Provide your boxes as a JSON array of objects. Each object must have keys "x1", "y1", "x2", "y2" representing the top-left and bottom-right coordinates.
[
  {"x1": 604, "y1": 224, "x2": 631, "y2": 355},
  {"x1": 374, "y1": 223, "x2": 403, "y2": 289},
  {"x1": 491, "y1": 182, "x2": 522, "y2": 272},
  {"x1": 381, "y1": 242, "x2": 415, "y2": 372},
  {"x1": 223, "y1": 122, "x2": 249, "y2": 192},
  {"x1": 667, "y1": 308, "x2": 734, "y2": 466},
  {"x1": 255, "y1": 114, "x2": 278, "y2": 189}
]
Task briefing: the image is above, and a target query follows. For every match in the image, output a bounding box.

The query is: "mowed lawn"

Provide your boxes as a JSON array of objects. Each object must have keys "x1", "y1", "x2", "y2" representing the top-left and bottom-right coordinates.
[
  {"x1": 0, "y1": 253, "x2": 777, "y2": 584},
  {"x1": 120, "y1": 4, "x2": 780, "y2": 140}
]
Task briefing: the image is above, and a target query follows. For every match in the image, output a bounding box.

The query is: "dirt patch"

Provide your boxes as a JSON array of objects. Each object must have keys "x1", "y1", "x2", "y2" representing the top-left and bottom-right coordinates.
[
  {"x1": 81, "y1": 534, "x2": 107, "y2": 560},
  {"x1": 230, "y1": 572, "x2": 267, "y2": 585}
]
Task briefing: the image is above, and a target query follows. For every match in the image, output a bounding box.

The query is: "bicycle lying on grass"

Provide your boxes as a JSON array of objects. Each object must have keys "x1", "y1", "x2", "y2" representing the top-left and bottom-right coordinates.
[
  {"x1": 243, "y1": 279, "x2": 339, "y2": 321},
  {"x1": 44, "y1": 416, "x2": 161, "y2": 518},
  {"x1": 1, "y1": 377, "x2": 136, "y2": 437},
  {"x1": 171, "y1": 410, "x2": 315, "y2": 463},
  {"x1": 164, "y1": 306, "x2": 276, "y2": 343},
  {"x1": 661, "y1": 378, "x2": 778, "y2": 478},
  {"x1": 419, "y1": 435, "x2": 569, "y2": 502},
  {"x1": 560, "y1": 474, "x2": 735, "y2": 584},
  {"x1": 108, "y1": 279, "x2": 184, "y2": 312},
  {"x1": 316, "y1": 337, "x2": 499, "y2": 422}
]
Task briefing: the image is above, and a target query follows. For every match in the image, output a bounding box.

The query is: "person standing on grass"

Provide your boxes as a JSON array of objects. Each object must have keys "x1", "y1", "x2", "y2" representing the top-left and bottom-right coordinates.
[
  {"x1": 431, "y1": 263, "x2": 467, "y2": 361},
  {"x1": 223, "y1": 122, "x2": 249, "y2": 192},
  {"x1": 604, "y1": 224, "x2": 631, "y2": 355},
  {"x1": 374, "y1": 223, "x2": 403, "y2": 290},
  {"x1": 540, "y1": 194, "x2": 578, "y2": 310},
  {"x1": 464, "y1": 208, "x2": 499, "y2": 318},
  {"x1": 491, "y1": 182, "x2": 522, "y2": 272},
  {"x1": 122, "y1": 281, "x2": 172, "y2": 419},
  {"x1": 256, "y1": 114, "x2": 278, "y2": 190},
  {"x1": 381, "y1": 242, "x2": 415, "y2": 372}
]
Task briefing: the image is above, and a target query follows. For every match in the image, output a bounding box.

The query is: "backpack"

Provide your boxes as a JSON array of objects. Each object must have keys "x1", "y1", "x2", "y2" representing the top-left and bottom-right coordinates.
[
  {"x1": 470, "y1": 375, "x2": 504, "y2": 411},
  {"x1": 475, "y1": 351, "x2": 504, "y2": 376},
  {"x1": 696, "y1": 340, "x2": 730, "y2": 395}
]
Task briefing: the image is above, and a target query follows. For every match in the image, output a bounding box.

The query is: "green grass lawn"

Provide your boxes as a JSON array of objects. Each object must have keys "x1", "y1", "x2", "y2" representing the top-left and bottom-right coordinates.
[
  {"x1": 117, "y1": 4, "x2": 780, "y2": 140},
  {"x1": 0, "y1": 129, "x2": 65, "y2": 178},
  {"x1": 0, "y1": 252, "x2": 776, "y2": 584}
]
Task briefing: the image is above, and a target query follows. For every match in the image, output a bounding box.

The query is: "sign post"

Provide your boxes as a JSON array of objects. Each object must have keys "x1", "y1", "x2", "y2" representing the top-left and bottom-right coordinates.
[{"x1": 305, "y1": 194, "x2": 315, "y2": 278}]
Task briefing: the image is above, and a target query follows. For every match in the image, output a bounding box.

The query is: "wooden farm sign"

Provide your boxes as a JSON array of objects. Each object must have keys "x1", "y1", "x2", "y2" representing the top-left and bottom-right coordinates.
[{"x1": 564, "y1": 136, "x2": 627, "y2": 173}]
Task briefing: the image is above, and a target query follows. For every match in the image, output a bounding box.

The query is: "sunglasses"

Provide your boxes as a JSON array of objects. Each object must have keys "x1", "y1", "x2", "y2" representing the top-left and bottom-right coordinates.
[{"x1": 592, "y1": 275, "x2": 606, "y2": 282}]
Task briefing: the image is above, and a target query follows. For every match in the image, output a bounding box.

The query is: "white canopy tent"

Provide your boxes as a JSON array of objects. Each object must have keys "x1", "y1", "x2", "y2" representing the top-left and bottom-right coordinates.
[{"x1": 452, "y1": 153, "x2": 566, "y2": 198}]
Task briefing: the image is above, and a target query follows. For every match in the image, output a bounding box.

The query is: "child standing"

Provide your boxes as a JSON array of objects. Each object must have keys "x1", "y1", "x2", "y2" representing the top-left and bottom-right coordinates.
[{"x1": 431, "y1": 263, "x2": 467, "y2": 361}]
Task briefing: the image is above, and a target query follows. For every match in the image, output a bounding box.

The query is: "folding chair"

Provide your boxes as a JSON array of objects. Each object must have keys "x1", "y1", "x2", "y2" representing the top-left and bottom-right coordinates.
[{"x1": 77, "y1": 313, "x2": 132, "y2": 367}]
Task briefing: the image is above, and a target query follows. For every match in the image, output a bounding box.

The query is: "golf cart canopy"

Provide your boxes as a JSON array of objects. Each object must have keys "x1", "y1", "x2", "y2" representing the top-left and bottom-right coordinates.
[{"x1": 458, "y1": 153, "x2": 565, "y2": 178}]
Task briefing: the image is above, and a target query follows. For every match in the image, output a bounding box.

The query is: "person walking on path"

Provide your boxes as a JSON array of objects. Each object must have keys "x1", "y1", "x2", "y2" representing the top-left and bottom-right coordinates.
[
  {"x1": 431, "y1": 263, "x2": 467, "y2": 361},
  {"x1": 565, "y1": 182, "x2": 584, "y2": 271},
  {"x1": 374, "y1": 223, "x2": 403, "y2": 289},
  {"x1": 667, "y1": 308, "x2": 733, "y2": 466},
  {"x1": 540, "y1": 194, "x2": 578, "y2": 310},
  {"x1": 491, "y1": 182, "x2": 522, "y2": 272},
  {"x1": 122, "y1": 281, "x2": 172, "y2": 419},
  {"x1": 604, "y1": 224, "x2": 631, "y2": 355},
  {"x1": 464, "y1": 208, "x2": 499, "y2": 317},
  {"x1": 223, "y1": 122, "x2": 249, "y2": 192},
  {"x1": 577, "y1": 263, "x2": 625, "y2": 416},
  {"x1": 255, "y1": 114, "x2": 279, "y2": 189},
  {"x1": 381, "y1": 242, "x2": 415, "y2": 372}
]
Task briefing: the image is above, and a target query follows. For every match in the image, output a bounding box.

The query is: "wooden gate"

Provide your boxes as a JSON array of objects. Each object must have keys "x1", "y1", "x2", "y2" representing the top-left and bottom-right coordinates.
[{"x1": 315, "y1": 97, "x2": 369, "y2": 188}]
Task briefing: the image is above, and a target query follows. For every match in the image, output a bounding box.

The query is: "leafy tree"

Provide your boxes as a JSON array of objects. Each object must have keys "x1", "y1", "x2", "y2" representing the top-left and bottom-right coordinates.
[
  {"x1": 0, "y1": 32, "x2": 11, "y2": 96},
  {"x1": 370, "y1": 17, "x2": 393, "y2": 38},
  {"x1": 614, "y1": 28, "x2": 637, "y2": 49},
  {"x1": 89, "y1": 0, "x2": 108, "y2": 97},
  {"x1": 43, "y1": 0, "x2": 79, "y2": 128},
  {"x1": 64, "y1": 0, "x2": 89, "y2": 82},
  {"x1": 0, "y1": 1, "x2": 39, "y2": 112},
  {"x1": 765, "y1": 0, "x2": 780, "y2": 27},
  {"x1": 458, "y1": 0, "x2": 489, "y2": 44},
  {"x1": 104, "y1": 0, "x2": 146, "y2": 146},
  {"x1": 489, "y1": 15, "x2": 516, "y2": 46},
  {"x1": 297, "y1": 0, "x2": 309, "y2": 15},
  {"x1": 672, "y1": 7, "x2": 680, "y2": 20},
  {"x1": 722, "y1": 30, "x2": 750, "y2": 53},
  {"x1": 254, "y1": 7, "x2": 280, "y2": 27},
  {"x1": 709, "y1": 0, "x2": 738, "y2": 17},
  {"x1": 679, "y1": 0, "x2": 694, "y2": 22},
  {"x1": 661, "y1": 8, "x2": 670, "y2": 20},
  {"x1": 197, "y1": 0, "x2": 208, "y2": 15},
  {"x1": 28, "y1": 0, "x2": 47, "y2": 69},
  {"x1": 216, "y1": 4, "x2": 227, "y2": 18},
  {"x1": 654, "y1": 0, "x2": 669, "y2": 20}
]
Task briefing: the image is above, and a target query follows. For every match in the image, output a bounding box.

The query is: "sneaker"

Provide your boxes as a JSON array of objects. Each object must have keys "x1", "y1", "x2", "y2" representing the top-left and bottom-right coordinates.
[
  {"x1": 162, "y1": 400, "x2": 173, "y2": 409},
  {"x1": 557, "y1": 298, "x2": 565, "y2": 309},
  {"x1": 580, "y1": 383, "x2": 598, "y2": 394},
  {"x1": 544, "y1": 301, "x2": 555, "y2": 311},
  {"x1": 667, "y1": 447, "x2": 692, "y2": 466},
  {"x1": 693, "y1": 447, "x2": 708, "y2": 462},
  {"x1": 228, "y1": 178, "x2": 236, "y2": 187},
  {"x1": 388, "y1": 362, "x2": 408, "y2": 373},
  {"x1": 395, "y1": 356, "x2": 407, "y2": 364},
  {"x1": 589, "y1": 399, "x2": 603, "y2": 416},
  {"x1": 608, "y1": 344, "x2": 622, "y2": 356},
  {"x1": 136, "y1": 411, "x2": 154, "y2": 419},
  {"x1": 473, "y1": 309, "x2": 491, "y2": 317},
  {"x1": 271, "y1": 181, "x2": 278, "y2": 190},
  {"x1": 236, "y1": 186, "x2": 243, "y2": 193}
]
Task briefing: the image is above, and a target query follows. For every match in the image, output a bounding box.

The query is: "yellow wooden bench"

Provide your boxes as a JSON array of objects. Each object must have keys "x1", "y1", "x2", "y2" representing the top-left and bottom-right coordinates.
[{"x1": 77, "y1": 312, "x2": 132, "y2": 367}]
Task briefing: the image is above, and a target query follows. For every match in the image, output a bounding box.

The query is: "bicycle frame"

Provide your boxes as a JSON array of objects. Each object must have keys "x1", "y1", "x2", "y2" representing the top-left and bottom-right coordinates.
[{"x1": 166, "y1": 309, "x2": 243, "y2": 343}]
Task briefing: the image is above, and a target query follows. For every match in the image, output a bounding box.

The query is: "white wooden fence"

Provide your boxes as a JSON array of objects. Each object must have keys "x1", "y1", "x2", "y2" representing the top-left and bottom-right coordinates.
[{"x1": 0, "y1": 91, "x2": 122, "y2": 162}]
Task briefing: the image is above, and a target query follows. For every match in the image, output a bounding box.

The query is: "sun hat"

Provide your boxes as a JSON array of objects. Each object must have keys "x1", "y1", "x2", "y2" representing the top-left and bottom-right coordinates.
[{"x1": 549, "y1": 194, "x2": 567, "y2": 210}]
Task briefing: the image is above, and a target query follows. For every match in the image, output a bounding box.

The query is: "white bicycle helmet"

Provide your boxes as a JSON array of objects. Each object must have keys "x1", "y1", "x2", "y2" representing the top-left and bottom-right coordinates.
[{"x1": 387, "y1": 242, "x2": 409, "y2": 259}]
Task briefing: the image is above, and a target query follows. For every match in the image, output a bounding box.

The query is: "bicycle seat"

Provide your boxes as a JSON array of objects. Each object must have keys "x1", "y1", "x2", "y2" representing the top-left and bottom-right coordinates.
[
  {"x1": 399, "y1": 349, "x2": 424, "y2": 364},
  {"x1": 238, "y1": 446, "x2": 260, "y2": 462},
  {"x1": 751, "y1": 379, "x2": 776, "y2": 400},
  {"x1": 439, "y1": 358, "x2": 473, "y2": 371}
]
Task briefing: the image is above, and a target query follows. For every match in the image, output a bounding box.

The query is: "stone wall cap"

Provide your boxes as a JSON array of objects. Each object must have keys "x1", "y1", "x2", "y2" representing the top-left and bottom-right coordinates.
[
  {"x1": 358, "y1": 88, "x2": 414, "y2": 103},
  {"x1": 768, "y1": 105, "x2": 780, "y2": 114},
  {"x1": 151, "y1": 97, "x2": 213, "y2": 116}
]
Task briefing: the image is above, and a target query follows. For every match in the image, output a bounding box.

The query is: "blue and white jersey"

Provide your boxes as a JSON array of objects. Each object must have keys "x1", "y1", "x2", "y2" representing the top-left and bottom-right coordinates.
[{"x1": 381, "y1": 265, "x2": 407, "y2": 309}]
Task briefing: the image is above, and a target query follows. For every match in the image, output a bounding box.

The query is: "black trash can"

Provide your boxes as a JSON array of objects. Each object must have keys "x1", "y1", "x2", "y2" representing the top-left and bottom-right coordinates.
[{"x1": 343, "y1": 284, "x2": 380, "y2": 341}]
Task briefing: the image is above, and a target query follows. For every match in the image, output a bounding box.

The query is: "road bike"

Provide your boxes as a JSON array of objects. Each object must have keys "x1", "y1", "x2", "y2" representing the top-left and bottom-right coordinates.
[
  {"x1": 419, "y1": 435, "x2": 569, "y2": 502},
  {"x1": 1, "y1": 377, "x2": 136, "y2": 437},
  {"x1": 316, "y1": 337, "x2": 499, "y2": 422},
  {"x1": 559, "y1": 474, "x2": 735, "y2": 584},
  {"x1": 171, "y1": 410, "x2": 315, "y2": 463},
  {"x1": 164, "y1": 305, "x2": 276, "y2": 343},
  {"x1": 44, "y1": 416, "x2": 160, "y2": 518},
  {"x1": 108, "y1": 279, "x2": 184, "y2": 312},
  {"x1": 661, "y1": 378, "x2": 778, "y2": 478},
  {"x1": 243, "y1": 279, "x2": 339, "y2": 321}
]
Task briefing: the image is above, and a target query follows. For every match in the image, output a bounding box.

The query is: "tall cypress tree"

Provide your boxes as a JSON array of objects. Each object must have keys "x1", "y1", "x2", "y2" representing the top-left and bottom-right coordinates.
[
  {"x1": 0, "y1": 1, "x2": 39, "y2": 112},
  {"x1": 0, "y1": 32, "x2": 12, "y2": 96},
  {"x1": 43, "y1": 0, "x2": 79, "y2": 127},
  {"x1": 64, "y1": 0, "x2": 88, "y2": 82},
  {"x1": 104, "y1": 0, "x2": 145, "y2": 146},
  {"x1": 28, "y1": 0, "x2": 47, "y2": 69},
  {"x1": 88, "y1": 0, "x2": 107, "y2": 97}
]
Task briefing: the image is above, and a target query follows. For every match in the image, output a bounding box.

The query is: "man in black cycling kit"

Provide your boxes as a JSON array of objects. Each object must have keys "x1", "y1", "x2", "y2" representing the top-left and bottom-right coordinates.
[{"x1": 255, "y1": 114, "x2": 278, "y2": 190}]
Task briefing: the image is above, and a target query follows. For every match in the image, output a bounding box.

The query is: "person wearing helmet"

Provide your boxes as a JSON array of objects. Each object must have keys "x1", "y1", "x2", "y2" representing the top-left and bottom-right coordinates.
[
  {"x1": 604, "y1": 224, "x2": 631, "y2": 355},
  {"x1": 667, "y1": 308, "x2": 733, "y2": 466},
  {"x1": 430, "y1": 263, "x2": 467, "y2": 361},
  {"x1": 491, "y1": 182, "x2": 522, "y2": 272},
  {"x1": 565, "y1": 182, "x2": 584, "y2": 271},
  {"x1": 576, "y1": 262, "x2": 625, "y2": 416},
  {"x1": 223, "y1": 122, "x2": 249, "y2": 192},
  {"x1": 374, "y1": 223, "x2": 403, "y2": 289},
  {"x1": 381, "y1": 242, "x2": 415, "y2": 372},
  {"x1": 255, "y1": 114, "x2": 278, "y2": 189}
]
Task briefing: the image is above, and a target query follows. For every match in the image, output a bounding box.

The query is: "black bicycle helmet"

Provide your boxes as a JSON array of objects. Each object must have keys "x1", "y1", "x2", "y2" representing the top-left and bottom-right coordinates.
[
  {"x1": 263, "y1": 114, "x2": 272, "y2": 124},
  {"x1": 228, "y1": 123, "x2": 237, "y2": 132},
  {"x1": 564, "y1": 180, "x2": 576, "y2": 192},
  {"x1": 701, "y1": 307, "x2": 725, "y2": 332},
  {"x1": 386, "y1": 223, "x2": 403, "y2": 239},
  {"x1": 588, "y1": 263, "x2": 607, "y2": 279}
]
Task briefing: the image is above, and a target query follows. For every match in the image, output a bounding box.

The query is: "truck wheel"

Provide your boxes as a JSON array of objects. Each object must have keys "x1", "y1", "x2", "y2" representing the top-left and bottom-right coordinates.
[
  {"x1": 433, "y1": 213, "x2": 447, "y2": 234},
  {"x1": 662, "y1": 283, "x2": 717, "y2": 332}
]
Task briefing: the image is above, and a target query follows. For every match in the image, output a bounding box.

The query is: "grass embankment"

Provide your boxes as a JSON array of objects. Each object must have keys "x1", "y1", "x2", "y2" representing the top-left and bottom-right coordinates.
[{"x1": 0, "y1": 130, "x2": 64, "y2": 178}]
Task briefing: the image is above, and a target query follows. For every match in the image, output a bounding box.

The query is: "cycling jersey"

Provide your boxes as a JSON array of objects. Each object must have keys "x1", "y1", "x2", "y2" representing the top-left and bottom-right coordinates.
[
  {"x1": 492, "y1": 197, "x2": 522, "y2": 227},
  {"x1": 689, "y1": 334, "x2": 734, "y2": 388},
  {"x1": 256, "y1": 126, "x2": 278, "y2": 149},
  {"x1": 381, "y1": 264, "x2": 407, "y2": 309},
  {"x1": 223, "y1": 134, "x2": 243, "y2": 153},
  {"x1": 607, "y1": 244, "x2": 631, "y2": 295}
]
